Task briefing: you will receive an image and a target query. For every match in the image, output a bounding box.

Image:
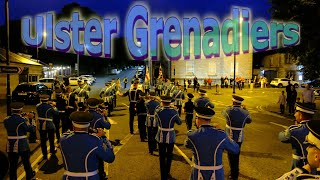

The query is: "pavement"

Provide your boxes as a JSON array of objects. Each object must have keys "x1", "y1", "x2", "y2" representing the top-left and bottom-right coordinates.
[{"x1": 1, "y1": 69, "x2": 320, "y2": 179}]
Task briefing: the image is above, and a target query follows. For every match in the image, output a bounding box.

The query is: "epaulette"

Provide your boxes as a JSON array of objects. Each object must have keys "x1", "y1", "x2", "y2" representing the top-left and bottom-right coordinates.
[
  {"x1": 36, "y1": 103, "x2": 41, "y2": 107},
  {"x1": 4, "y1": 116, "x2": 10, "y2": 120},
  {"x1": 216, "y1": 129, "x2": 225, "y2": 133},
  {"x1": 62, "y1": 131, "x2": 74, "y2": 138},
  {"x1": 89, "y1": 133, "x2": 101, "y2": 140},
  {"x1": 288, "y1": 124, "x2": 301, "y2": 131}
]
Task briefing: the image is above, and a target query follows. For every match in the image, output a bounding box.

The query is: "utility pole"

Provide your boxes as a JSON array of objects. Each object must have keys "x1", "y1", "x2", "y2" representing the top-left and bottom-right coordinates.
[
  {"x1": 5, "y1": 0, "x2": 11, "y2": 116},
  {"x1": 77, "y1": 54, "x2": 79, "y2": 76}
]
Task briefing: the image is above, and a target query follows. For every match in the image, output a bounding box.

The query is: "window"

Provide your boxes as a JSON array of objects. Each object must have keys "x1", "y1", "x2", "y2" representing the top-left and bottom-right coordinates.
[
  {"x1": 230, "y1": 62, "x2": 239, "y2": 75},
  {"x1": 37, "y1": 84, "x2": 48, "y2": 91},
  {"x1": 186, "y1": 61, "x2": 194, "y2": 76},
  {"x1": 208, "y1": 61, "x2": 216, "y2": 75},
  {"x1": 28, "y1": 75, "x2": 38, "y2": 82}
]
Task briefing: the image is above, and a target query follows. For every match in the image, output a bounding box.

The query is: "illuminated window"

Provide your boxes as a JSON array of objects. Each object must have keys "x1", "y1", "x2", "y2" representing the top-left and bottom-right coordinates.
[
  {"x1": 208, "y1": 62, "x2": 216, "y2": 75},
  {"x1": 186, "y1": 61, "x2": 194, "y2": 76}
]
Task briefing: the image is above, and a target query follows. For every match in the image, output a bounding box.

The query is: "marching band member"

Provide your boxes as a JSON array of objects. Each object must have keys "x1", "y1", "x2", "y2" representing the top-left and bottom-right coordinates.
[
  {"x1": 155, "y1": 96, "x2": 182, "y2": 180},
  {"x1": 279, "y1": 103, "x2": 316, "y2": 169},
  {"x1": 185, "y1": 107, "x2": 239, "y2": 180},
  {"x1": 184, "y1": 93, "x2": 195, "y2": 130},
  {"x1": 60, "y1": 111, "x2": 115, "y2": 180},
  {"x1": 172, "y1": 85, "x2": 185, "y2": 116},
  {"x1": 277, "y1": 120, "x2": 320, "y2": 179},
  {"x1": 36, "y1": 94, "x2": 59, "y2": 161},
  {"x1": 145, "y1": 91, "x2": 161, "y2": 155},
  {"x1": 4, "y1": 102, "x2": 36, "y2": 180},
  {"x1": 222, "y1": 95, "x2": 252, "y2": 180},
  {"x1": 194, "y1": 89, "x2": 214, "y2": 109}
]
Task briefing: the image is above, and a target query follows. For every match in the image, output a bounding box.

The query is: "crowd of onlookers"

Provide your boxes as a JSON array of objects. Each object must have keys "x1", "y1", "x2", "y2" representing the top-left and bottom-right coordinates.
[
  {"x1": 277, "y1": 82, "x2": 316, "y2": 115},
  {"x1": 180, "y1": 76, "x2": 262, "y2": 92}
]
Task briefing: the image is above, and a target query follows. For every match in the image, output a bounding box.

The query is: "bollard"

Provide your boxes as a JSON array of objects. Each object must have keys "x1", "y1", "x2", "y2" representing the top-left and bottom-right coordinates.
[{"x1": 215, "y1": 84, "x2": 221, "y2": 95}]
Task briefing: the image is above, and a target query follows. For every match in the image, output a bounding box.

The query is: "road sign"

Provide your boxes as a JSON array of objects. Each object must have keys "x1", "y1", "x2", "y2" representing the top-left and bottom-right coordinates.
[{"x1": 0, "y1": 66, "x2": 24, "y2": 74}]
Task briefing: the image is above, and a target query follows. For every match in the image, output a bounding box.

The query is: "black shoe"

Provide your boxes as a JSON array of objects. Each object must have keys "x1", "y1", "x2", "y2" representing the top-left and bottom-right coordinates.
[{"x1": 149, "y1": 151, "x2": 153, "y2": 155}]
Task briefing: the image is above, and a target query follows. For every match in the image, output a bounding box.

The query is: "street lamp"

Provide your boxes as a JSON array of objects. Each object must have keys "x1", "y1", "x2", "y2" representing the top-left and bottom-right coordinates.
[
  {"x1": 37, "y1": 31, "x2": 46, "y2": 60},
  {"x1": 5, "y1": 0, "x2": 10, "y2": 115},
  {"x1": 233, "y1": 17, "x2": 243, "y2": 94}
]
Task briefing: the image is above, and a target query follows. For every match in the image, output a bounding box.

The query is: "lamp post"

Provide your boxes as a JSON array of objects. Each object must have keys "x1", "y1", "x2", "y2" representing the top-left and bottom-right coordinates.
[
  {"x1": 232, "y1": 17, "x2": 243, "y2": 94},
  {"x1": 5, "y1": 0, "x2": 10, "y2": 115},
  {"x1": 36, "y1": 31, "x2": 46, "y2": 60}
]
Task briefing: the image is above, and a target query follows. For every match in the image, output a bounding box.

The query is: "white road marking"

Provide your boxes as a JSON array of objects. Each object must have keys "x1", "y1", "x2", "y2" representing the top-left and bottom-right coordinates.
[
  {"x1": 108, "y1": 118, "x2": 118, "y2": 125},
  {"x1": 269, "y1": 122, "x2": 289, "y2": 129},
  {"x1": 122, "y1": 103, "x2": 129, "y2": 108},
  {"x1": 18, "y1": 140, "x2": 57, "y2": 180},
  {"x1": 174, "y1": 145, "x2": 193, "y2": 167}
]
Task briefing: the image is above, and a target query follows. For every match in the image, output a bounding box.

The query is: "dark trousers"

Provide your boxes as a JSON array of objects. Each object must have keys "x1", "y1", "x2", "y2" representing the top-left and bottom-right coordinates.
[
  {"x1": 280, "y1": 104, "x2": 285, "y2": 114},
  {"x1": 60, "y1": 112, "x2": 69, "y2": 133},
  {"x1": 53, "y1": 115, "x2": 60, "y2": 141},
  {"x1": 138, "y1": 115, "x2": 147, "y2": 140},
  {"x1": 39, "y1": 129, "x2": 55, "y2": 158},
  {"x1": 65, "y1": 108, "x2": 75, "y2": 132},
  {"x1": 158, "y1": 143, "x2": 174, "y2": 180},
  {"x1": 129, "y1": 107, "x2": 136, "y2": 134},
  {"x1": 147, "y1": 127, "x2": 157, "y2": 153},
  {"x1": 28, "y1": 118, "x2": 37, "y2": 143},
  {"x1": 228, "y1": 142, "x2": 242, "y2": 179},
  {"x1": 98, "y1": 159, "x2": 106, "y2": 179},
  {"x1": 185, "y1": 114, "x2": 193, "y2": 130},
  {"x1": 124, "y1": 83, "x2": 127, "y2": 88},
  {"x1": 145, "y1": 89, "x2": 150, "y2": 95},
  {"x1": 175, "y1": 105, "x2": 182, "y2": 117},
  {"x1": 288, "y1": 102, "x2": 295, "y2": 114},
  {"x1": 8, "y1": 151, "x2": 33, "y2": 180},
  {"x1": 113, "y1": 96, "x2": 117, "y2": 108}
]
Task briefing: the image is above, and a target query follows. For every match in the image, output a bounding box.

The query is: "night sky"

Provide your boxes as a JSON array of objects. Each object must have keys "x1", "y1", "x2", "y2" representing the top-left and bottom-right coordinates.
[{"x1": 0, "y1": 0, "x2": 272, "y2": 32}]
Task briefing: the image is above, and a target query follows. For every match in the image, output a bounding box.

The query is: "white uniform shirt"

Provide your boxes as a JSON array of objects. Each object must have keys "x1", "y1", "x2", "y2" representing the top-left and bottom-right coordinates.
[{"x1": 302, "y1": 89, "x2": 314, "y2": 103}]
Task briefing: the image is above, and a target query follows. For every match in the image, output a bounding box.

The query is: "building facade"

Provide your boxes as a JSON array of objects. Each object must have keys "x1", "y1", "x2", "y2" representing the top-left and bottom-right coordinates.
[
  {"x1": 170, "y1": 36, "x2": 253, "y2": 85},
  {"x1": 259, "y1": 52, "x2": 302, "y2": 82},
  {"x1": 0, "y1": 48, "x2": 43, "y2": 99}
]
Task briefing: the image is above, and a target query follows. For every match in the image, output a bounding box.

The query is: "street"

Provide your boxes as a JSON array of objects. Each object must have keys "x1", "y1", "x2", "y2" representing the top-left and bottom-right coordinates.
[{"x1": 2, "y1": 69, "x2": 319, "y2": 180}]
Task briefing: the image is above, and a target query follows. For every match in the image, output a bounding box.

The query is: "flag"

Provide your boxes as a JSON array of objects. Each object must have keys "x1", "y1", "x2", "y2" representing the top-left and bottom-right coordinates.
[
  {"x1": 145, "y1": 65, "x2": 150, "y2": 82},
  {"x1": 158, "y1": 64, "x2": 163, "y2": 79}
]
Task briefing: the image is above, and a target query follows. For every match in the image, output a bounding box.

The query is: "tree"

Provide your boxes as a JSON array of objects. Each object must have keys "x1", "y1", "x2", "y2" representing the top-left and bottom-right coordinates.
[{"x1": 270, "y1": 0, "x2": 320, "y2": 80}]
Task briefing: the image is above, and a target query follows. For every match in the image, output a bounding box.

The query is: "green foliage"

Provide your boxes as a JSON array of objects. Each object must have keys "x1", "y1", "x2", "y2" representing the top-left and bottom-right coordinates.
[{"x1": 270, "y1": 0, "x2": 320, "y2": 80}]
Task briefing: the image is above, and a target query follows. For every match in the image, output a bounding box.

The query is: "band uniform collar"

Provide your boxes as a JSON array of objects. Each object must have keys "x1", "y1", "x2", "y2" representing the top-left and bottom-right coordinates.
[{"x1": 300, "y1": 120, "x2": 311, "y2": 124}]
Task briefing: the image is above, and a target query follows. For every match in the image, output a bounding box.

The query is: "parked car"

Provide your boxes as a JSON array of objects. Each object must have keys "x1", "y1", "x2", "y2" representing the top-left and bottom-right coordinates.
[
  {"x1": 69, "y1": 77, "x2": 81, "y2": 86},
  {"x1": 12, "y1": 83, "x2": 52, "y2": 104},
  {"x1": 38, "y1": 78, "x2": 55, "y2": 89},
  {"x1": 270, "y1": 78, "x2": 299, "y2": 88},
  {"x1": 301, "y1": 79, "x2": 320, "y2": 88},
  {"x1": 80, "y1": 75, "x2": 96, "y2": 82},
  {"x1": 78, "y1": 76, "x2": 93, "y2": 85}
]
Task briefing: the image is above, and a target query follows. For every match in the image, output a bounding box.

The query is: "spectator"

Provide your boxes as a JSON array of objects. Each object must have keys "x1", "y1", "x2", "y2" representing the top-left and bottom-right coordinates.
[
  {"x1": 207, "y1": 78, "x2": 212, "y2": 89},
  {"x1": 193, "y1": 77, "x2": 198, "y2": 92},
  {"x1": 302, "y1": 84, "x2": 315, "y2": 108},
  {"x1": 203, "y1": 78, "x2": 208, "y2": 88},
  {"x1": 224, "y1": 77, "x2": 229, "y2": 88},
  {"x1": 277, "y1": 91, "x2": 286, "y2": 114},
  {"x1": 287, "y1": 86, "x2": 297, "y2": 115},
  {"x1": 221, "y1": 76, "x2": 224, "y2": 88}
]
